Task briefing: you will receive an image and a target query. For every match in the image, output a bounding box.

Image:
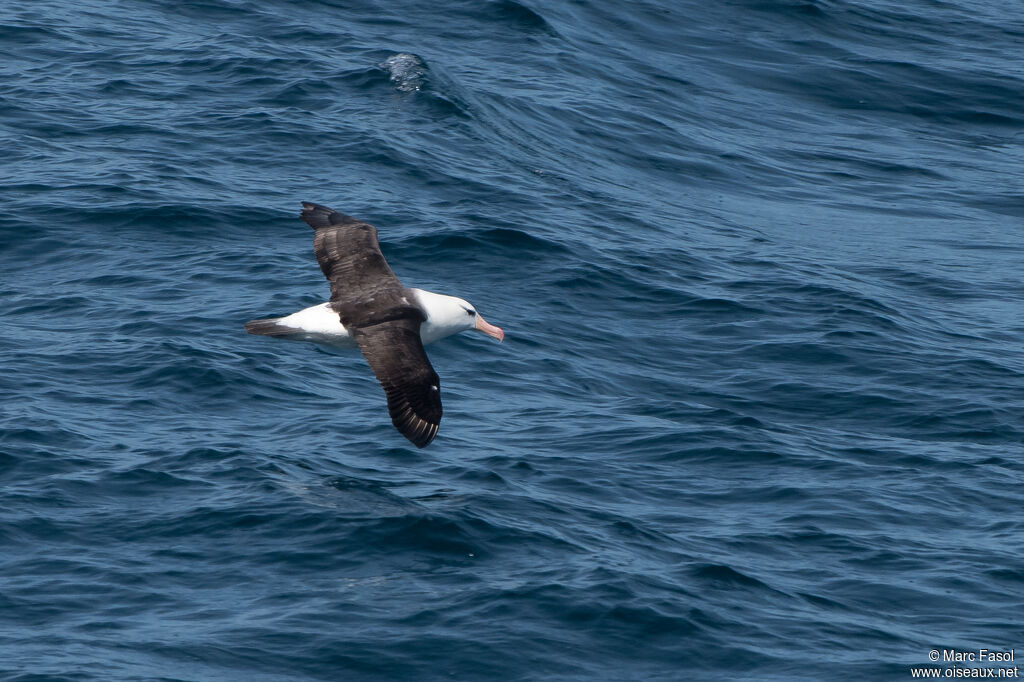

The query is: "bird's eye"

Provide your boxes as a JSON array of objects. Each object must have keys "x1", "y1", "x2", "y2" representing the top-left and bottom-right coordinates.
[{"x1": 464, "y1": 308, "x2": 476, "y2": 316}]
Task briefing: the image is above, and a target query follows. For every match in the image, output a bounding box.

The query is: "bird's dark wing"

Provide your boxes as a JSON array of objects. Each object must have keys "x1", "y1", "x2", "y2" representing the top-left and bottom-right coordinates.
[
  {"x1": 300, "y1": 202, "x2": 406, "y2": 323},
  {"x1": 352, "y1": 318, "x2": 443, "y2": 448},
  {"x1": 300, "y1": 202, "x2": 440, "y2": 446}
]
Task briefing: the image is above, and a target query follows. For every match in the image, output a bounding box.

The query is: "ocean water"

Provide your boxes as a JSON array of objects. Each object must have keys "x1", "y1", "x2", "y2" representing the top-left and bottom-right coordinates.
[{"x1": 2, "y1": 0, "x2": 1023, "y2": 679}]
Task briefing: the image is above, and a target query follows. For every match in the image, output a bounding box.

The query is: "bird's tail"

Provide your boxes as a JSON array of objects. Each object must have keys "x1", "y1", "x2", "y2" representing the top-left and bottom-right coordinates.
[{"x1": 244, "y1": 317, "x2": 298, "y2": 338}]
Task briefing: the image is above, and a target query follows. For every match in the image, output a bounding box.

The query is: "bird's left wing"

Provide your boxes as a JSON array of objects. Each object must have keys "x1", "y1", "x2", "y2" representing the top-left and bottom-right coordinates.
[{"x1": 352, "y1": 317, "x2": 443, "y2": 448}]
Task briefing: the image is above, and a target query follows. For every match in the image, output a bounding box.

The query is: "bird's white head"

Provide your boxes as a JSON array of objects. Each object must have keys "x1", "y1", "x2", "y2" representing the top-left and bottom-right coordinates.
[{"x1": 411, "y1": 289, "x2": 505, "y2": 345}]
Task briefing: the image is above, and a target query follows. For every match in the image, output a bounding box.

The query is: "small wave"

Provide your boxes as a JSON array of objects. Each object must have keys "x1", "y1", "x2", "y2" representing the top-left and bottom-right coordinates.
[
  {"x1": 398, "y1": 226, "x2": 569, "y2": 259},
  {"x1": 380, "y1": 53, "x2": 427, "y2": 92},
  {"x1": 690, "y1": 563, "x2": 778, "y2": 591},
  {"x1": 484, "y1": 0, "x2": 557, "y2": 34}
]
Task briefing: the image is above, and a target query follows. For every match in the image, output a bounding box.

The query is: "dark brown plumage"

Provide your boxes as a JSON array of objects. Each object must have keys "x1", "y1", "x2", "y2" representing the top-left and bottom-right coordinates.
[{"x1": 300, "y1": 202, "x2": 442, "y2": 448}]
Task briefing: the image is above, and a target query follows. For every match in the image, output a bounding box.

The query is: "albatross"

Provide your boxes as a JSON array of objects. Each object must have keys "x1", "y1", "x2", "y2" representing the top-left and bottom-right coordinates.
[{"x1": 245, "y1": 202, "x2": 504, "y2": 448}]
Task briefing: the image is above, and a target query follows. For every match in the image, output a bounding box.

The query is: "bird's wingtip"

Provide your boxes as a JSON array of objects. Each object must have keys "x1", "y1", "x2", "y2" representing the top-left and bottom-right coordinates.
[{"x1": 299, "y1": 202, "x2": 360, "y2": 229}]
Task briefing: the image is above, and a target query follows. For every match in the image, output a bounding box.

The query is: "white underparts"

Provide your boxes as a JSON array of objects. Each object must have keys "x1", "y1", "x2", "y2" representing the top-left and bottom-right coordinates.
[{"x1": 275, "y1": 302, "x2": 357, "y2": 349}]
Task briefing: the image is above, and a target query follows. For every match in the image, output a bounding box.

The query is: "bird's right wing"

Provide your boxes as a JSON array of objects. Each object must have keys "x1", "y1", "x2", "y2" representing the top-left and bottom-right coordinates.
[{"x1": 352, "y1": 318, "x2": 443, "y2": 448}]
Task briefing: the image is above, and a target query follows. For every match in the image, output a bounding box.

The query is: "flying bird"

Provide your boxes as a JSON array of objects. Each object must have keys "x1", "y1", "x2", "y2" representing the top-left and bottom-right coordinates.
[{"x1": 245, "y1": 202, "x2": 505, "y2": 447}]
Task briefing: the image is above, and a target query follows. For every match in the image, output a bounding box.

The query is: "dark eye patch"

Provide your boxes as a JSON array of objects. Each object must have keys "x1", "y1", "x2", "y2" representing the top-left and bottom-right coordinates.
[{"x1": 464, "y1": 308, "x2": 476, "y2": 316}]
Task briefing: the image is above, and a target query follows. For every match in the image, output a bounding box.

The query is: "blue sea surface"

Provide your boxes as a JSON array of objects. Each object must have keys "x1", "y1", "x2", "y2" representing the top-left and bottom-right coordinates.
[{"x1": 2, "y1": 1, "x2": 1023, "y2": 680}]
